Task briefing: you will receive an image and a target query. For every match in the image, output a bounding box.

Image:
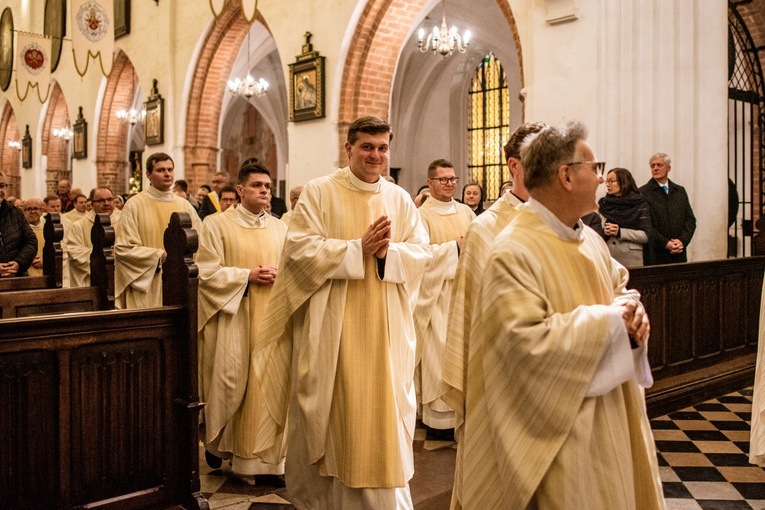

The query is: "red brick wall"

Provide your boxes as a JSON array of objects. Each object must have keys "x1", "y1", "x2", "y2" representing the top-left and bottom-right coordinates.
[
  {"x1": 96, "y1": 51, "x2": 137, "y2": 194},
  {"x1": 0, "y1": 105, "x2": 21, "y2": 198},
  {"x1": 41, "y1": 83, "x2": 71, "y2": 196}
]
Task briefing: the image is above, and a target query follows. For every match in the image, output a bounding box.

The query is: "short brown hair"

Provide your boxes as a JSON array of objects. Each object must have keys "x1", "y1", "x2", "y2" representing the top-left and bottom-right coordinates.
[
  {"x1": 427, "y1": 159, "x2": 454, "y2": 179},
  {"x1": 43, "y1": 195, "x2": 60, "y2": 204},
  {"x1": 503, "y1": 121, "x2": 547, "y2": 162},
  {"x1": 237, "y1": 161, "x2": 271, "y2": 185},
  {"x1": 347, "y1": 116, "x2": 393, "y2": 145},
  {"x1": 146, "y1": 152, "x2": 174, "y2": 174}
]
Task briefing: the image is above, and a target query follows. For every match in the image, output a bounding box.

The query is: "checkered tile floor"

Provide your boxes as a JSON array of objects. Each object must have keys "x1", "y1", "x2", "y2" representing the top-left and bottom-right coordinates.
[{"x1": 199, "y1": 388, "x2": 765, "y2": 509}]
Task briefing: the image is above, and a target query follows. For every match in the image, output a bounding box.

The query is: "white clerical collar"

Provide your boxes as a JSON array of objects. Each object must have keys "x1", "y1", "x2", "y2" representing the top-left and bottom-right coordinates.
[
  {"x1": 235, "y1": 204, "x2": 268, "y2": 228},
  {"x1": 526, "y1": 198, "x2": 584, "y2": 241},
  {"x1": 427, "y1": 197, "x2": 458, "y2": 215},
  {"x1": 146, "y1": 185, "x2": 176, "y2": 202},
  {"x1": 347, "y1": 167, "x2": 381, "y2": 192}
]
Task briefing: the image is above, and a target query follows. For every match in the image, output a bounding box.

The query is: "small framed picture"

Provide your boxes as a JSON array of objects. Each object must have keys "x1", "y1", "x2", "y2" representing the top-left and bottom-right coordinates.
[
  {"x1": 144, "y1": 80, "x2": 164, "y2": 146},
  {"x1": 73, "y1": 106, "x2": 87, "y2": 159},
  {"x1": 289, "y1": 34, "x2": 325, "y2": 122},
  {"x1": 22, "y1": 125, "x2": 32, "y2": 169}
]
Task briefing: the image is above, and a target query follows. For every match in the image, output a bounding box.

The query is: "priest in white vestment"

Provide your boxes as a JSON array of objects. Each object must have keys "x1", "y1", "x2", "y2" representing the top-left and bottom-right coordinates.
[
  {"x1": 441, "y1": 121, "x2": 546, "y2": 509},
  {"x1": 459, "y1": 121, "x2": 664, "y2": 509},
  {"x1": 252, "y1": 117, "x2": 431, "y2": 509},
  {"x1": 63, "y1": 194, "x2": 88, "y2": 223},
  {"x1": 114, "y1": 153, "x2": 202, "y2": 309},
  {"x1": 197, "y1": 162, "x2": 287, "y2": 481},
  {"x1": 68, "y1": 188, "x2": 119, "y2": 287},
  {"x1": 414, "y1": 159, "x2": 474, "y2": 433},
  {"x1": 23, "y1": 198, "x2": 46, "y2": 277}
]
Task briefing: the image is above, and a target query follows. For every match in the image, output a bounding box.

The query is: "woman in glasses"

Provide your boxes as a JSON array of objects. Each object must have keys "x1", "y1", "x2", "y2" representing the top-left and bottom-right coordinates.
[
  {"x1": 461, "y1": 182, "x2": 485, "y2": 216},
  {"x1": 598, "y1": 167, "x2": 652, "y2": 267}
]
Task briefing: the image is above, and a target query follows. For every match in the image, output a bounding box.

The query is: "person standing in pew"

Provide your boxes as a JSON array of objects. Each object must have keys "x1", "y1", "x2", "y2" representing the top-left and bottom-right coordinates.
[
  {"x1": 196, "y1": 162, "x2": 287, "y2": 483},
  {"x1": 114, "y1": 153, "x2": 203, "y2": 309},
  {"x1": 23, "y1": 198, "x2": 46, "y2": 277},
  {"x1": 0, "y1": 171, "x2": 36, "y2": 277},
  {"x1": 68, "y1": 188, "x2": 119, "y2": 287}
]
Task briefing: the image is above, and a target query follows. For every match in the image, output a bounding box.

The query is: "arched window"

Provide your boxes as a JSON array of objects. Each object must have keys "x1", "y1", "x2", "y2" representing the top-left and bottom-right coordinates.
[{"x1": 467, "y1": 53, "x2": 510, "y2": 200}]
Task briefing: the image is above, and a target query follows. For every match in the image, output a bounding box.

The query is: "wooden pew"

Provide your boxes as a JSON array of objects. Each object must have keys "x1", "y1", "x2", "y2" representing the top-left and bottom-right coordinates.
[
  {"x1": 629, "y1": 257, "x2": 765, "y2": 417},
  {"x1": 0, "y1": 213, "x2": 114, "y2": 317},
  {"x1": 0, "y1": 212, "x2": 206, "y2": 510}
]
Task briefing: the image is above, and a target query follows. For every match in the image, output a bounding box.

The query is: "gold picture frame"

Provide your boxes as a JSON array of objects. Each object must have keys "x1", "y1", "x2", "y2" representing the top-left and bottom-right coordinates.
[
  {"x1": 22, "y1": 125, "x2": 32, "y2": 169},
  {"x1": 144, "y1": 79, "x2": 164, "y2": 146},
  {"x1": 73, "y1": 106, "x2": 87, "y2": 159},
  {"x1": 289, "y1": 33, "x2": 325, "y2": 122}
]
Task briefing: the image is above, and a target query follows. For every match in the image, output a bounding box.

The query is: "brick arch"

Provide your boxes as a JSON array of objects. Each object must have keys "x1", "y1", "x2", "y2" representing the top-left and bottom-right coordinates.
[
  {"x1": 184, "y1": 2, "x2": 269, "y2": 189},
  {"x1": 337, "y1": 0, "x2": 523, "y2": 165},
  {"x1": 0, "y1": 103, "x2": 21, "y2": 198},
  {"x1": 41, "y1": 82, "x2": 71, "y2": 195},
  {"x1": 97, "y1": 50, "x2": 138, "y2": 193}
]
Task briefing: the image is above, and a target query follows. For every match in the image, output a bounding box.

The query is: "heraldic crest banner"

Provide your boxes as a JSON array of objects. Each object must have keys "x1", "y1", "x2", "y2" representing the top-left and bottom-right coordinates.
[
  {"x1": 71, "y1": 0, "x2": 114, "y2": 77},
  {"x1": 16, "y1": 32, "x2": 52, "y2": 103}
]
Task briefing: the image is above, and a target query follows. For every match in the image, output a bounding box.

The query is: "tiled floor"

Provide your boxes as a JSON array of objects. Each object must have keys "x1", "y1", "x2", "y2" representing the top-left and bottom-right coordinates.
[{"x1": 199, "y1": 388, "x2": 765, "y2": 509}]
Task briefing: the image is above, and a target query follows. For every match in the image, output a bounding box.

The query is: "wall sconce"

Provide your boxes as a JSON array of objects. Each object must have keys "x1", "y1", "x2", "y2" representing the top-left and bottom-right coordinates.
[{"x1": 8, "y1": 140, "x2": 21, "y2": 150}]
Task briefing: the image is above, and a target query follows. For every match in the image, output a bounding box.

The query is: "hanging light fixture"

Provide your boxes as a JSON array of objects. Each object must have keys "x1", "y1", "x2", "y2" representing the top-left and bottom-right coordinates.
[
  {"x1": 116, "y1": 108, "x2": 146, "y2": 125},
  {"x1": 8, "y1": 140, "x2": 21, "y2": 150},
  {"x1": 227, "y1": 27, "x2": 269, "y2": 99},
  {"x1": 53, "y1": 125, "x2": 73, "y2": 141},
  {"x1": 418, "y1": 3, "x2": 471, "y2": 57}
]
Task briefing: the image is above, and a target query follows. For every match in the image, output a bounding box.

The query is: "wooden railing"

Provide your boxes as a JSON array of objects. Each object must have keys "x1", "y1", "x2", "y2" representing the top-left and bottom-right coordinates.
[{"x1": 628, "y1": 257, "x2": 765, "y2": 417}]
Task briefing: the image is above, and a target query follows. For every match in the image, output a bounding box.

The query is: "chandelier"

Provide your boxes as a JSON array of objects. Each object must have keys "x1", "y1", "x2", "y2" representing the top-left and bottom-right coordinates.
[
  {"x1": 227, "y1": 28, "x2": 269, "y2": 99},
  {"x1": 418, "y1": 9, "x2": 471, "y2": 57},
  {"x1": 8, "y1": 140, "x2": 21, "y2": 150},
  {"x1": 53, "y1": 125, "x2": 73, "y2": 141},
  {"x1": 116, "y1": 108, "x2": 145, "y2": 125}
]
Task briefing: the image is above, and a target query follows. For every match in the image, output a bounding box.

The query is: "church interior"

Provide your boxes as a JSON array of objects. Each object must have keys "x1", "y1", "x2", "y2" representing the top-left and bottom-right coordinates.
[{"x1": 3, "y1": 0, "x2": 765, "y2": 508}]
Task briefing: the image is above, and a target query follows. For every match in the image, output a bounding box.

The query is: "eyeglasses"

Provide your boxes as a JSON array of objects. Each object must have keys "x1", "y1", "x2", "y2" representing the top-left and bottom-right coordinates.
[
  {"x1": 24, "y1": 207, "x2": 42, "y2": 212},
  {"x1": 91, "y1": 198, "x2": 113, "y2": 204},
  {"x1": 605, "y1": 179, "x2": 618, "y2": 185},
  {"x1": 567, "y1": 161, "x2": 606, "y2": 177},
  {"x1": 430, "y1": 177, "x2": 459, "y2": 185},
  {"x1": 0, "y1": 184, "x2": 6, "y2": 189}
]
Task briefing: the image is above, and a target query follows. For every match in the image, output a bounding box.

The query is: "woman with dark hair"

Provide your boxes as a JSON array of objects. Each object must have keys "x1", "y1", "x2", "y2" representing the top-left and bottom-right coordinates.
[
  {"x1": 598, "y1": 167, "x2": 652, "y2": 267},
  {"x1": 461, "y1": 182, "x2": 485, "y2": 216}
]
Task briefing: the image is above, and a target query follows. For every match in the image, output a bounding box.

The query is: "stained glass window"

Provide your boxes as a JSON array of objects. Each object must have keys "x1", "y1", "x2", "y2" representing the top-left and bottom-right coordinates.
[{"x1": 467, "y1": 53, "x2": 510, "y2": 200}]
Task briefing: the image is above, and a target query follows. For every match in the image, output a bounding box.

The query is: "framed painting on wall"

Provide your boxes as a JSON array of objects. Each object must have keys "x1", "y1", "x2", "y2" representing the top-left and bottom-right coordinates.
[
  {"x1": 22, "y1": 125, "x2": 32, "y2": 169},
  {"x1": 144, "y1": 79, "x2": 164, "y2": 146},
  {"x1": 289, "y1": 33, "x2": 325, "y2": 122},
  {"x1": 73, "y1": 106, "x2": 87, "y2": 159}
]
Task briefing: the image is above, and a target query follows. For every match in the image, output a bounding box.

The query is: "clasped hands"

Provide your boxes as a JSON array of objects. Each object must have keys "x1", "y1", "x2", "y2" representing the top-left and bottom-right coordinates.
[
  {"x1": 362, "y1": 215, "x2": 391, "y2": 259},
  {"x1": 665, "y1": 239, "x2": 684, "y2": 254},
  {"x1": 616, "y1": 300, "x2": 650, "y2": 347},
  {"x1": 0, "y1": 261, "x2": 19, "y2": 277},
  {"x1": 249, "y1": 265, "x2": 277, "y2": 286}
]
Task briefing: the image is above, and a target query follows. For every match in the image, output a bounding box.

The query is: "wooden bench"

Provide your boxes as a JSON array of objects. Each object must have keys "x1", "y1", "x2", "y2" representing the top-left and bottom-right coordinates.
[
  {"x1": 0, "y1": 212, "x2": 206, "y2": 510},
  {"x1": 629, "y1": 257, "x2": 765, "y2": 417}
]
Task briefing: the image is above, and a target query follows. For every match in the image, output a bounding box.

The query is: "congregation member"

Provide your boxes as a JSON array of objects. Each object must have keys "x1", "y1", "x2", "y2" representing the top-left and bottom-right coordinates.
[
  {"x1": 639, "y1": 152, "x2": 696, "y2": 264},
  {"x1": 197, "y1": 162, "x2": 287, "y2": 483},
  {"x1": 458, "y1": 121, "x2": 662, "y2": 509},
  {"x1": 415, "y1": 159, "x2": 474, "y2": 437},
  {"x1": 413, "y1": 184, "x2": 430, "y2": 208},
  {"x1": 198, "y1": 171, "x2": 231, "y2": 219},
  {"x1": 23, "y1": 198, "x2": 46, "y2": 276},
  {"x1": 114, "y1": 152, "x2": 202, "y2": 309},
  {"x1": 68, "y1": 188, "x2": 119, "y2": 287},
  {"x1": 64, "y1": 194, "x2": 88, "y2": 222},
  {"x1": 253, "y1": 116, "x2": 430, "y2": 509},
  {"x1": 279, "y1": 185, "x2": 303, "y2": 228},
  {"x1": 0, "y1": 171, "x2": 36, "y2": 277},
  {"x1": 442, "y1": 121, "x2": 545, "y2": 509},
  {"x1": 218, "y1": 185, "x2": 239, "y2": 213},
  {"x1": 196, "y1": 185, "x2": 212, "y2": 208},
  {"x1": 57, "y1": 179, "x2": 74, "y2": 212},
  {"x1": 173, "y1": 179, "x2": 200, "y2": 210},
  {"x1": 460, "y1": 182, "x2": 485, "y2": 216},
  {"x1": 599, "y1": 167, "x2": 652, "y2": 267}
]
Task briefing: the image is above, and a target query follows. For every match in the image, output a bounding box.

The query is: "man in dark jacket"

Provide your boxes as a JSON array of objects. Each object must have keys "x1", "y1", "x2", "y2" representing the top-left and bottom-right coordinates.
[
  {"x1": 0, "y1": 172, "x2": 37, "y2": 276},
  {"x1": 639, "y1": 153, "x2": 696, "y2": 264}
]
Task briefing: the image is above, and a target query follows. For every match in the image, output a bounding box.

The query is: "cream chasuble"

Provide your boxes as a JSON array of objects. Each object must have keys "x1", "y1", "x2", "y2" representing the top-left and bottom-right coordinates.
[
  {"x1": 459, "y1": 202, "x2": 663, "y2": 510},
  {"x1": 197, "y1": 205, "x2": 286, "y2": 475},
  {"x1": 27, "y1": 219, "x2": 45, "y2": 277},
  {"x1": 280, "y1": 210, "x2": 293, "y2": 228},
  {"x1": 114, "y1": 186, "x2": 202, "y2": 309},
  {"x1": 64, "y1": 208, "x2": 87, "y2": 223},
  {"x1": 68, "y1": 211, "x2": 119, "y2": 287},
  {"x1": 749, "y1": 274, "x2": 765, "y2": 465},
  {"x1": 441, "y1": 191, "x2": 522, "y2": 508},
  {"x1": 252, "y1": 168, "x2": 430, "y2": 509},
  {"x1": 414, "y1": 198, "x2": 474, "y2": 428}
]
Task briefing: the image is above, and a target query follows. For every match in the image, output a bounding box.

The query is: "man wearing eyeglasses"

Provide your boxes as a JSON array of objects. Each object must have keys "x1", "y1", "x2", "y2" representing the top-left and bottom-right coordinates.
[
  {"x1": 639, "y1": 153, "x2": 696, "y2": 264},
  {"x1": 68, "y1": 188, "x2": 118, "y2": 287},
  {"x1": 414, "y1": 159, "x2": 475, "y2": 439},
  {"x1": 23, "y1": 198, "x2": 47, "y2": 277},
  {"x1": 198, "y1": 171, "x2": 231, "y2": 220},
  {"x1": 0, "y1": 172, "x2": 37, "y2": 278},
  {"x1": 459, "y1": 121, "x2": 662, "y2": 509},
  {"x1": 441, "y1": 121, "x2": 546, "y2": 509}
]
